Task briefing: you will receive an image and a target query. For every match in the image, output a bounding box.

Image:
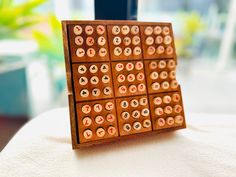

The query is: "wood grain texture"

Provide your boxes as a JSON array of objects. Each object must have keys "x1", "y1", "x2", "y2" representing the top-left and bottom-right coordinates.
[
  {"x1": 144, "y1": 59, "x2": 179, "y2": 94},
  {"x1": 72, "y1": 62, "x2": 114, "y2": 102},
  {"x1": 62, "y1": 22, "x2": 79, "y2": 148},
  {"x1": 111, "y1": 61, "x2": 147, "y2": 97},
  {"x1": 76, "y1": 99, "x2": 119, "y2": 143},
  {"x1": 140, "y1": 24, "x2": 177, "y2": 60},
  {"x1": 116, "y1": 95, "x2": 152, "y2": 136},
  {"x1": 149, "y1": 87, "x2": 186, "y2": 130},
  {"x1": 107, "y1": 25, "x2": 143, "y2": 61},
  {"x1": 68, "y1": 23, "x2": 109, "y2": 63},
  {"x1": 62, "y1": 20, "x2": 186, "y2": 149}
]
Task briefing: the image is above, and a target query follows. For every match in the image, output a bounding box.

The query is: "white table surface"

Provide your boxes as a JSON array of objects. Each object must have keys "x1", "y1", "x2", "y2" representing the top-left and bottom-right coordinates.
[{"x1": 0, "y1": 108, "x2": 236, "y2": 177}]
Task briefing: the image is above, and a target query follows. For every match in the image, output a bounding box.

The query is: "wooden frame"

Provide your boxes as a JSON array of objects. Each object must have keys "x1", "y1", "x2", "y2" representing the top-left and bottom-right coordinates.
[{"x1": 62, "y1": 20, "x2": 186, "y2": 149}]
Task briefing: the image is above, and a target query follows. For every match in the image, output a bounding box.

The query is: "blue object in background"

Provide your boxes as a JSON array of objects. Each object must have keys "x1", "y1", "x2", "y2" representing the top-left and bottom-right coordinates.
[
  {"x1": 0, "y1": 66, "x2": 29, "y2": 117},
  {"x1": 95, "y1": 0, "x2": 138, "y2": 20}
]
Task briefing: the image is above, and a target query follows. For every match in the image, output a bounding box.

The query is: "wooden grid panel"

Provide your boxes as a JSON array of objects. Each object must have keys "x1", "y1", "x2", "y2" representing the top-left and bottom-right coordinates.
[
  {"x1": 116, "y1": 96, "x2": 152, "y2": 136},
  {"x1": 144, "y1": 59, "x2": 179, "y2": 94},
  {"x1": 68, "y1": 24, "x2": 109, "y2": 62},
  {"x1": 76, "y1": 99, "x2": 118, "y2": 143},
  {"x1": 107, "y1": 25, "x2": 143, "y2": 61},
  {"x1": 111, "y1": 61, "x2": 147, "y2": 97},
  {"x1": 149, "y1": 89, "x2": 185, "y2": 130},
  {"x1": 62, "y1": 20, "x2": 186, "y2": 148},
  {"x1": 72, "y1": 62, "x2": 114, "y2": 102},
  {"x1": 140, "y1": 24, "x2": 176, "y2": 59}
]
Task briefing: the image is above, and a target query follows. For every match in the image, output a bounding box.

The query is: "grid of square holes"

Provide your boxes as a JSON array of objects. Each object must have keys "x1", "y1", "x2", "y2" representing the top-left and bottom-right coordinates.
[{"x1": 67, "y1": 22, "x2": 185, "y2": 143}]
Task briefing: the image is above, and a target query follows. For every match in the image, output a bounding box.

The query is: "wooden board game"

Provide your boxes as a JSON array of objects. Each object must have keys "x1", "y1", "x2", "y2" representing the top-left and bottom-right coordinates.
[{"x1": 62, "y1": 20, "x2": 186, "y2": 149}]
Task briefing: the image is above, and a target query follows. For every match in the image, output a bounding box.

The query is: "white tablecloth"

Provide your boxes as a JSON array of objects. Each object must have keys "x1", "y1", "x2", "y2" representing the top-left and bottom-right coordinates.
[{"x1": 0, "y1": 108, "x2": 236, "y2": 177}]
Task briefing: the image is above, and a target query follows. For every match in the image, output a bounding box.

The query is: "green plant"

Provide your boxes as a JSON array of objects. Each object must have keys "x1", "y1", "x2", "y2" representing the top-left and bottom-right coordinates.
[
  {"x1": 175, "y1": 12, "x2": 205, "y2": 58},
  {"x1": 33, "y1": 15, "x2": 64, "y2": 62},
  {"x1": 0, "y1": 0, "x2": 46, "y2": 39}
]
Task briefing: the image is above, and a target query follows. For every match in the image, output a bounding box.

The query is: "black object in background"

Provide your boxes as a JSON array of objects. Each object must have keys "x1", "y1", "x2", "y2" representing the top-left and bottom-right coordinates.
[{"x1": 95, "y1": 0, "x2": 138, "y2": 20}]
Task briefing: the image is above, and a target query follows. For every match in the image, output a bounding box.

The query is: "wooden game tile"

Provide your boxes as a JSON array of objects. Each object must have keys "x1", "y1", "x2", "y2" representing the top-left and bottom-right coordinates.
[
  {"x1": 76, "y1": 99, "x2": 118, "y2": 143},
  {"x1": 144, "y1": 59, "x2": 178, "y2": 94},
  {"x1": 72, "y1": 62, "x2": 114, "y2": 101},
  {"x1": 68, "y1": 24, "x2": 109, "y2": 62},
  {"x1": 111, "y1": 61, "x2": 147, "y2": 97},
  {"x1": 116, "y1": 95, "x2": 152, "y2": 136},
  {"x1": 148, "y1": 88, "x2": 186, "y2": 130},
  {"x1": 140, "y1": 24, "x2": 176, "y2": 59},
  {"x1": 107, "y1": 25, "x2": 143, "y2": 61}
]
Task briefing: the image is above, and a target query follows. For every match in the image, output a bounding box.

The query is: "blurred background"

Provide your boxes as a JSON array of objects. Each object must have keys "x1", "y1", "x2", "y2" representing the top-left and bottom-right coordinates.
[{"x1": 0, "y1": 0, "x2": 235, "y2": 150}]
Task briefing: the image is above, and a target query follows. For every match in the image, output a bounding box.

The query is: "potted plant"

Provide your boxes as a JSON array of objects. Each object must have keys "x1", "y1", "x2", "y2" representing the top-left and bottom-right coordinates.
[
  {"x1": 33, "y1": 14, "x2": 66, "y2": 102},
  {"x1": 0, "y1": 0, "x2": 46, "y2": 60},
  {"x1": 0, "y1": 0, "x2": 54, "y2": 118}
]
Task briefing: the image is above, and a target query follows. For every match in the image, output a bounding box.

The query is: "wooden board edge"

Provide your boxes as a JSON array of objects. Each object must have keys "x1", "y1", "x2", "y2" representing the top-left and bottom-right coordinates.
[
  {"x1": 73, "y1": 125, "x2": 186, "y2": 149},
  {"x1": 178, "y1": 86, "x2": 187, "y2": 128},
  {"x1": 61, "y1": 20, "x2": 172, "y2": 26},
  {"x1": 62, "y1": 21, "x2": 79, "y2": 149},
  {"x1": 169, "y1": 23, "x2": 178, "y2": 63}
]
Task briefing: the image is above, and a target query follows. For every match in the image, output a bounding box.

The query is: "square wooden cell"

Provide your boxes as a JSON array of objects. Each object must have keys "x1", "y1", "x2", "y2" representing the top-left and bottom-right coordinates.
[
  {"x1": 140, "y1": 24, "x2": 176, "y2": 59},
  {"x1": 144, "y1": 59, "x2": 179, "y2": 94},
  {"x1": 107, "y1": 25, "x2": 143, "y2": 61},
  {"x1": 111, "y1": 60, "x2": 147, "y2": 97},
  {"x1": 116, "y1": 95, "x2": 152, "y2": 136},
  {"x1": 76, "y1": 99, "x2": 118, "y2": 143},
  {"x1": 148, "y1": 88, "x2": 186, "y2": 131},
  {"x1": 68, "y1": 24, "x2": 109, "y2": 62},
  {"x1": 72, "y1": 62, "x2": 114, "y2": 102}
]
